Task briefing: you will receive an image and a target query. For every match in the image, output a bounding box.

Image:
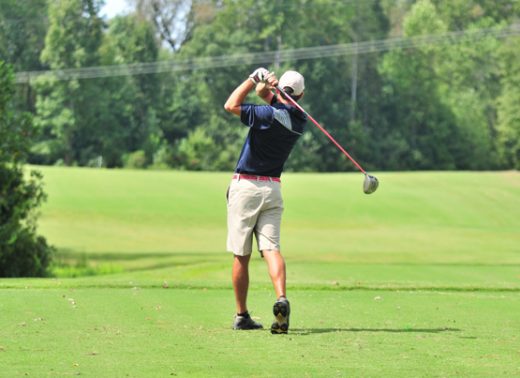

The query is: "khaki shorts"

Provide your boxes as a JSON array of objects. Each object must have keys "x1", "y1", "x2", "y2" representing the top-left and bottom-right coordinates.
[{"x1": 226, "y1": 177, "x2": 284, "y2": 256}]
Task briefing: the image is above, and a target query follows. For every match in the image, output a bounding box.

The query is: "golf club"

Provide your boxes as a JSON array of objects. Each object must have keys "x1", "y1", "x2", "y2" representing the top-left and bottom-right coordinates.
[{"x1": 276, "y1": 86, "x2": 379, "y2": 194}]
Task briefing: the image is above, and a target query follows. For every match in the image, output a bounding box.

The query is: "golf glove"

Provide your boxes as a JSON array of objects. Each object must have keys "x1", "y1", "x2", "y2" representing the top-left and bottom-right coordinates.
[{"x1": 249, "y1": 67, "x2": 269, "y2": 84}]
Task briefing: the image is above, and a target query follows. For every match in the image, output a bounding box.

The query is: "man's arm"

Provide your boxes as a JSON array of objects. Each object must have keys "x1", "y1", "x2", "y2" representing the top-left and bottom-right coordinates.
[
  {"x1": 224, "y1": 68, "x2": 270, "y2": 116},
  {"x1": 224, "y1": 79, "x2": 255, "y2": 116}
]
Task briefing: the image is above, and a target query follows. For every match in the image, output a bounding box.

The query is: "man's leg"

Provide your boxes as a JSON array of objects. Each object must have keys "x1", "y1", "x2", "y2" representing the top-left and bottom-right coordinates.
[
  {"x1": 262, "y1": 249, "x2": 286, "y2": 298},
  {"x1": 263, "y1": 249, "x2": 290, "y2": 334},
  {"x1": 232, "y1": 254, "x2": 263, "y2": 330},
  {"x1": 232, "y1": 254, "x2": 251, "y2": 314}
]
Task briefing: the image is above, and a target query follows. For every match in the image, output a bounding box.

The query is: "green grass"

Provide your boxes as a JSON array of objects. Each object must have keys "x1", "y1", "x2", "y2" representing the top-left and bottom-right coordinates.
[
  {"x1": 1, "y1": 289, "x2": 519, "y2": 377},
  {"x1": 1, "y1": 167, "x2": 519, "y2": 377}
]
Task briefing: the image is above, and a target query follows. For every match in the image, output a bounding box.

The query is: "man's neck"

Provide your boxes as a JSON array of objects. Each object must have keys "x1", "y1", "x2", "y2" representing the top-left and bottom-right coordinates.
[{"x1": 277, "y1": 94, "x2": 292, "y2": 105}]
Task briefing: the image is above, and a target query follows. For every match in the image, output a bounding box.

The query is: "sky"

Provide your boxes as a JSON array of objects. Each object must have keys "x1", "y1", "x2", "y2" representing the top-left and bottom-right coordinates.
[{"x1": 100, "y1": 0, "x2": 132, "y2": 19}]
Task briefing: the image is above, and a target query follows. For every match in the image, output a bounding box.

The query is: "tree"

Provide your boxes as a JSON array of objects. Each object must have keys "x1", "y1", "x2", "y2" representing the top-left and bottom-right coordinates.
[
  {"x1": 98, "y1": 13, "x2": 162, "y2": 167},
  {"x1": 131, "y1": 0, "x2": 194, "y2": 51},
  {"x1": 425, "y1": 0, "x2": 520, "y2": 169},
  {"x1": 379, "y1": 0, "x2": 462, "y2": 169},
  {"x1": 0, "y1": 0, "x2": 49, "y2": 113},
  {"x1": 6, "y1": 0, "x2": 518, "y2": 171},
  {"x1": 435, "y1": 22, "x2": 502, "y2": 169},
  {"x1": 0, "y1": 0, "x2": 48, "y2": 72},
  {"x1": 496, "y1": 36, "x2": 520, "y2": 169},
  {"x1": 33, "y1": 0, "x2": 105, "y2": 166},
  {"x1": 0, "y1": 61, "x2": 53, "y2": 277}
]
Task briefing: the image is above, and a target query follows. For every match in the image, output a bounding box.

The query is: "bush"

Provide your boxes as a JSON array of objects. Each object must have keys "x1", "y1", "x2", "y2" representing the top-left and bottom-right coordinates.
[
  {"x1": 174, "y1": 128, "x2": 218, "y2": 170},
  {"x1": 0, "y1": 230, "x2": 52, "y2": 277},
  {"x1": 0, "y1": 164, "x2": 54, "y2": 277},
  {"x1": 0, "y1": 60, "x2": 53, "y2": 276},
  {"x1": 123, "y1": 150, "x2": 148, "y2": 169}
]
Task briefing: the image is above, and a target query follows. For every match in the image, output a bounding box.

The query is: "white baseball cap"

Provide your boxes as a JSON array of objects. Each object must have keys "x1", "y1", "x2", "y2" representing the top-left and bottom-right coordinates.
[{"x1": 279, "y1": 70, "x2": 305, "y2": 96}]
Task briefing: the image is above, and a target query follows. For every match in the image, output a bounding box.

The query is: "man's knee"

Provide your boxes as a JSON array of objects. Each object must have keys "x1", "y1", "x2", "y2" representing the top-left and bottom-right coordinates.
[
  {"x1": 261, "y1": 250, "x2": 285, "y2": 263},
  {"x1": 234, "y1": 254, "x2": 251, "y2": 265}
]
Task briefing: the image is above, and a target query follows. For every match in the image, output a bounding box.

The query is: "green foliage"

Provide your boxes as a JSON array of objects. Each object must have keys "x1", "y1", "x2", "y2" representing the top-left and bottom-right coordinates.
[
  {"x1": 174, "y1": 128, "x2": 219, "y2": 170},
  {"x1": 34, "y1": 0, "x2": 105, "y2": 166},
  {"x1": 379, "y1": 0, "x2": 458, "y2": 169},
  {"x1": 0, "y1": 228, "x2": 52, "y2": 277},
  {"x1": 123, "y1": 150, "x2": 148, "y2": 169},
  {"x1": 40, "y1": 0, "x2": 103, "y2": 69},
  {"x1": 496, "y1": 36, "x2": 520, "y2": 169},
  {"x1": 2, "y1": 0, "x2": 520, "y2": 171},
  {"x1": 32, "y1": 4, "x2": 164, "y2": 168},
  {"x1": 0, "y1": 0, "x2": 48, "y2": 71},
  {"x1": 0, "y1": 61, "x2": 53, "y2": 277},
  {"x1": 98, "y1": 14, "x2": 162, "y2": 167}
]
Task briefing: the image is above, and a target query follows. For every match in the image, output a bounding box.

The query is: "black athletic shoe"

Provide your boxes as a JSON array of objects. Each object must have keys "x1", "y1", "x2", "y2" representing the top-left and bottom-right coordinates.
[
  {"x1": 271, "y1": 297, "x2": 290, "y2": 334},
  {"x1": 233, "y1": 313, "x2": 263, "y2": 330}
]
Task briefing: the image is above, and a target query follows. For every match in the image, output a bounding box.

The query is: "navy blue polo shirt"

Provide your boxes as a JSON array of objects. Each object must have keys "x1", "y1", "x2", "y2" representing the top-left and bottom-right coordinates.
[{"x1": 234, "y1": 97, "x2": 307, "y2": 177}]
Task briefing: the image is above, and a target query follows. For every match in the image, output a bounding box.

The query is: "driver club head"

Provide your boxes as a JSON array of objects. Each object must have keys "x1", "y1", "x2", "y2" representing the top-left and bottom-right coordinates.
[{"x1": 363, "y1": 174, "x2": 379, "y2": 194}]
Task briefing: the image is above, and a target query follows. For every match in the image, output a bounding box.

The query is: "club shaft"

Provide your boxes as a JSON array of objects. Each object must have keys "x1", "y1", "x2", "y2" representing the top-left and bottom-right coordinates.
[{"x1": 276, "y1": 86, "x2": 367, "y2": 174}]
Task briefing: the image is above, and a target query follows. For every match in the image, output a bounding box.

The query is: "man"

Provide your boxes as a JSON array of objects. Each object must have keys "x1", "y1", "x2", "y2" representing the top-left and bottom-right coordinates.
[{"x1": 224, "y1": 67, "x2": 307, "y2": 334}]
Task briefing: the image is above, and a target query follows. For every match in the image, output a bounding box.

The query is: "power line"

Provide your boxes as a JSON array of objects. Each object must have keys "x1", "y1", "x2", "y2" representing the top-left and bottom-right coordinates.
[{"x1": 14, "y1": 23, "x2": 520, "y2": 84}]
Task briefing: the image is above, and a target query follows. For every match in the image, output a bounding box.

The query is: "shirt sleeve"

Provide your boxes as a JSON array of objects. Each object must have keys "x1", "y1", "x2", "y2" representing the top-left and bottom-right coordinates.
[{"x1": 240, "y1": 104, "x2": 275, "y2": 130}]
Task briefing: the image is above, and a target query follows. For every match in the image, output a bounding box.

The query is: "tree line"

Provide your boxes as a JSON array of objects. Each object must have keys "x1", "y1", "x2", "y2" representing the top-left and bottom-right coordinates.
[{"x1": 2, "y1": 0, "x2": 519, "y2": 172}]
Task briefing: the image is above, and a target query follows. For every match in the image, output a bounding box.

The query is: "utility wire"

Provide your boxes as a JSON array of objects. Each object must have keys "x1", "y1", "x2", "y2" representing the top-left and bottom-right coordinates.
[{"x1": 14, "y1": 23, "x2": 520, "y2": 84}]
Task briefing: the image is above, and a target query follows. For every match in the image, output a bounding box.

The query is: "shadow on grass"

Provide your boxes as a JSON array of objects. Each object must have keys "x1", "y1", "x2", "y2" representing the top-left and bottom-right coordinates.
[
  {"x1": 56, "y1": 250, "x2": 220, "y2": 261},
  {"x1": 52, "y1": 249, "x2": 226, "y2": 277},
  {"x1": 291, "y1": 327, "x2": 461, "y2": 335}
]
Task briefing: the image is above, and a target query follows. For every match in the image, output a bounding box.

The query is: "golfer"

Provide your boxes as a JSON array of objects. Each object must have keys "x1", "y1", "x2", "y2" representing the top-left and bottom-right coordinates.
[{"x1": 224, "y1": 68, "x2": 307, "y2": 334}]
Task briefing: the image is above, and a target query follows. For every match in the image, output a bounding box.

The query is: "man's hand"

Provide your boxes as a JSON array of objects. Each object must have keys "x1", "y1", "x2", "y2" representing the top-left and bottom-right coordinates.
[
  {"x1": 256, "y1": 72, "x2": 278, "y2": 104},
  {"x1": 249, "y1": 67, "x2": 269, "y2": 84},
  {"x1": 265, "y1": 72, "x2": 279, "y2": 88}
]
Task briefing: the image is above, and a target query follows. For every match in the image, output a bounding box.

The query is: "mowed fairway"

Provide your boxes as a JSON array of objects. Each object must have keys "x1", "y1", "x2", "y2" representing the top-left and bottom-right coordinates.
[{"x1": 1, "y1": 167, "x2": 519, "y2": 377}]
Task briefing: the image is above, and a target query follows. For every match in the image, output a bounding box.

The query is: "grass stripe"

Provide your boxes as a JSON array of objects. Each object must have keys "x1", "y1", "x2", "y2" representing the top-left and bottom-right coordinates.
[{"x1": 2, "y1": 282, "x2": 519, "y2": 292}]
